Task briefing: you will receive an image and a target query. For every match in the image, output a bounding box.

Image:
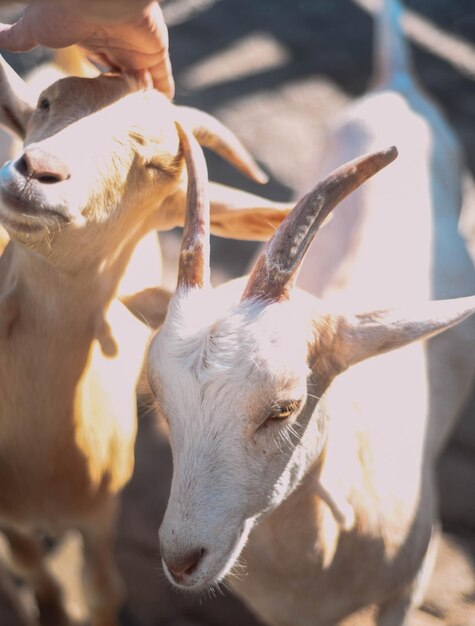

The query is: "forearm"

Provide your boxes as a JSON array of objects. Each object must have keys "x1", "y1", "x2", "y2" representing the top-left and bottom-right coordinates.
[
  {"x1": 0, "y1": 0, "x2": 154, "y2": 22},
  {"x1": 64, "y1": 0, "x2": 154, "y2": 21}
]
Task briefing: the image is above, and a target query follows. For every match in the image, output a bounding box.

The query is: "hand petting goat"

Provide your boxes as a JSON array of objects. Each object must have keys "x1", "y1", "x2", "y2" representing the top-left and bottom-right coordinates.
[{"x1": 0, "y1": 0, "x2": 174, "y2": 98}]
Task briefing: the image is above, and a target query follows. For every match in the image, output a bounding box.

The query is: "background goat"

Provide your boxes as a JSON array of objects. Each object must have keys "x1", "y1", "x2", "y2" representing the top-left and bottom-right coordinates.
[
  {"x1": 148, "y1": 0, "x2": 475, "y2": 624},
  {"x1": 0, "y1": 52, "x2": 291, "y2": 625}
]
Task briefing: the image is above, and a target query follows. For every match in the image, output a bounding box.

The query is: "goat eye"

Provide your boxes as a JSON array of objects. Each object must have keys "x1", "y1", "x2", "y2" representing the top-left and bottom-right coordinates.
[
  {"x1": 268, "y1": 400, "x2": 301, "y2": 421},
  {"x1": 38, "y1": 98, "x2": 50, "y2": 111},
  {"x1": 145, "y1": 161, "x2": 163, "y2": 172}
]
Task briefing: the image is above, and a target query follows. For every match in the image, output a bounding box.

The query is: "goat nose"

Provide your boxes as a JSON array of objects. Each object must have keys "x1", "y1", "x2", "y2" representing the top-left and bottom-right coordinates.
[
  {"x1": 164, "y1": 548, "x2": 205, "y2": 583},
  {"x1": 15, "y1": 148, "x2": 70, "y2": 183}
]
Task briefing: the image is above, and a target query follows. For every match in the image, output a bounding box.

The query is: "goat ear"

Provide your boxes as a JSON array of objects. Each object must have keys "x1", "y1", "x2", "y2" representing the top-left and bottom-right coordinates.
[
  {"x1": 160, "y1": 181, "x2": 292, "y2": 241},
  {"x1": 121, "y1": 286, "x2": 172, "y2": 330},
  {"x1": 0, "y1": 56, "x2": 35, "y2": 139},
  {"x1": 207, "y1": 182, "x2": 292, "y2": 240},
  {"x1": 314, "y1": 297, "x2": 475, "y2": 373},
  {"x1": 175, "y1": 106, "x2": 268, "y2": 184}
]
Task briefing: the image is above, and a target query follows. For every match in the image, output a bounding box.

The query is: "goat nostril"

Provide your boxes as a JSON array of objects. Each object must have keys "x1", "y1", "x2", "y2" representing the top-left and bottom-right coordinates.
[
  {"x1": 14, "y1": 156, "x2": 29, "y2": 178},
  {"x1": 19, "y1": 148, "x2": 70, "y2": 184},
  {"x1": 183, "y1": 547, "x2": 205, "y2": 576},
  {"x1": 166, "y1": 547, "x2": 205, "y2": 582},
  {"x1": 37, "y1": 174, "x2": 65, "y2": 184}
]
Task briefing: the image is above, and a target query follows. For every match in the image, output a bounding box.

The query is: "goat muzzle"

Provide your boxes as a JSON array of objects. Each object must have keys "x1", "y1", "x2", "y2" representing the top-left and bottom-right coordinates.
[{"x1": 16, "y1": 147, "x2": 70, "y2": 184}]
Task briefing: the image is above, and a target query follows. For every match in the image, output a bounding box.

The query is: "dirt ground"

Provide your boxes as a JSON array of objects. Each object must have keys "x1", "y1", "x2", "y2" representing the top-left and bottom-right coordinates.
[{"x1": 1, "y1": 0, "x2": 475, "y2": 624}]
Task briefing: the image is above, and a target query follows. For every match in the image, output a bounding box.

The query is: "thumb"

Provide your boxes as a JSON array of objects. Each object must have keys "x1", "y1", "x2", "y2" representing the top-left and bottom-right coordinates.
[{"x1": 0, "y1": 17, "x2": 39, "y2": 52}]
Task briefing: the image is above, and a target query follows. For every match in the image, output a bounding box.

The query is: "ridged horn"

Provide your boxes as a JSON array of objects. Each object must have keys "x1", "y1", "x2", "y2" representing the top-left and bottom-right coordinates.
[
  {"x1": 241, "y1": 146, "x2": 398, "y2": 303},
  {"x1": 176, "y1": 123, "x2": 211, "y2": 291}
]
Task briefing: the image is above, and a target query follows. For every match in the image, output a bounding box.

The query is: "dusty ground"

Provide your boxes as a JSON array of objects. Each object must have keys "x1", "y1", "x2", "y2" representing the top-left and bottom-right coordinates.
[{"x1": 0, "y1": 0, "x2": 475, "y2": 624}]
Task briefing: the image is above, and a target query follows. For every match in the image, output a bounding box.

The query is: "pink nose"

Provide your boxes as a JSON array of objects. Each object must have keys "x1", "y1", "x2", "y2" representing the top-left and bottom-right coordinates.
[
  {"x1": 15, "y1": 147, "x2": 70, "y2": 183},
  {"x1": 163, "y1": 548, "x2": 205, "y2": 583}
]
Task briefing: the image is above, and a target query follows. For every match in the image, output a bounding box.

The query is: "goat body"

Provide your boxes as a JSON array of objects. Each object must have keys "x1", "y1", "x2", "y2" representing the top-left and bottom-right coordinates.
[
  {"x1": 233, "y1": 4, "x2": 475, "y2": 625},
  {"x1": 234, "y1": 2, "x2": 475, "y2": 624},
  {"x1": 150, "y1": 2, "x2": 475, "y2": 625},
  {"x1": 0, "y1": 53, "x2": 290, "y2": 625}
]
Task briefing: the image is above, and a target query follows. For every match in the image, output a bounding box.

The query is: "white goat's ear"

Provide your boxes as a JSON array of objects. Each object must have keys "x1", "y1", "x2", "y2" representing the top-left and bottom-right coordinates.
[
  {"x1": 316, "y1": 297, "x2": 475, "y2": 373},
  {"x1": 0, "y1": 56, "x2": 35, "y2": 139},
  {"x1": 121, "y1": 286, "x2": 172, "y2": 330},
  {"x1": 160, "y1": 181, "x2": 292, "y2": 241}
]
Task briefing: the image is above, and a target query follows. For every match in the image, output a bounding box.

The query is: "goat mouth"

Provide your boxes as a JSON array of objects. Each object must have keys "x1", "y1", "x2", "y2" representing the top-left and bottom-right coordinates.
[
  {"x1": 0, "y1": 187, "x2": 69, "y2": 233},
  {"x1": 164, "y1": 521, "x2": 251, "y2": 592}
]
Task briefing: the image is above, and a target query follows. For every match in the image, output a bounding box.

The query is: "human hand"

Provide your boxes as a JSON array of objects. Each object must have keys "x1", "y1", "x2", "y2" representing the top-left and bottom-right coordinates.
[{"x1": 0, "y1": 0, "x2": 174, "y2": 99}]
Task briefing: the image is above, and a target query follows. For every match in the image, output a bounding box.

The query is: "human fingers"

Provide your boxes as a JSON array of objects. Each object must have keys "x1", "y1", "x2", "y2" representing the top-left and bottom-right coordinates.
[
  {"x1": 149, "y1": 54, "x2": 174, "y2": 99},
  {"x1": 0, "y1": 17, "x2": 38, "y2": 52},
  {"x1": 92, "y1": 3, "x2": 174, "y2": 98},
  {"x1": 142, "y1": 2, "x2": 174, "y2": 96},
  {"x1": 0, "y1": 3, "x2": 95, "y2": 51},
  {"x1": 99, "y1": 2, "x2": 175, "y2": 99}
]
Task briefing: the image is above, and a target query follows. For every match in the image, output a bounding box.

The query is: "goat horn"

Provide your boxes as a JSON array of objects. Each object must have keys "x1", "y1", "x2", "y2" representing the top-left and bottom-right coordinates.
[
  {"x1": 176, "y1": 123, "x2": 211, "y2": 291},
  {"x1": 241, "y1": 146, "x2": 398, "y2": 303},
  {"x1": 175, "y1": 106, "x2": 268, "y2": 184}
]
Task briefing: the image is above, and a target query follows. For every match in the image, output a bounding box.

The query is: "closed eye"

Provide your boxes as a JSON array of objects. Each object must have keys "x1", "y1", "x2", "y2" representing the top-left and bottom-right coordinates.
[
  {"x1": 267, "y1": 399, "x2": 302, "y2": 421},
  {"x1": 145, "y1": 160, "x2": 174, "y2": 179},
  {"x1": 145, "y1": 161, "x2": 164, "y2": 172}
]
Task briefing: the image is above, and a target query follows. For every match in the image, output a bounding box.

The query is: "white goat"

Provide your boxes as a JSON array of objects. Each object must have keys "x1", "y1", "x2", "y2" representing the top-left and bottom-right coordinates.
[
  {"x1": 148, "y1": 1, "x2": 475, "y2": 624},
  {"x1": 0, "y1": 53, "x2": 292, "y2": 626}
]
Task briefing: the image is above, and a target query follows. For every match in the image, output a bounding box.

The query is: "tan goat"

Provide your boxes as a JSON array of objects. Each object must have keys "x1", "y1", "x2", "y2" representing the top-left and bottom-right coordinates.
[
  {"x1": 0, "y1": 54, "x2": 291, "y2": 626},
  {"x1": 149, "y1": 1, "x2": 475, "y2": 624}
]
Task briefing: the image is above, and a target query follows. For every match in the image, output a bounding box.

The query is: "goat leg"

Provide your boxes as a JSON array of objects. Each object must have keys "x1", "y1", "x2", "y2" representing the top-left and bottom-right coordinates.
[
  {"x1": 2, "y1": 526, "x2": 68, "y2": 626},
  {"x1": 79, "y1": 498, "x2": 125, "y2": 626}
]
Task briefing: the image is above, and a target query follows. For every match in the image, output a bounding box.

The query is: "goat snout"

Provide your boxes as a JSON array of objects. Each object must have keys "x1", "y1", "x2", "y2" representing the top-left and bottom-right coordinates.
[
  {"x1": 15, "y1": 148, "x2": 70, "y2": 184},
  {"x1": 162, "y1": 547, "x2": 205, "y2": 584}
]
